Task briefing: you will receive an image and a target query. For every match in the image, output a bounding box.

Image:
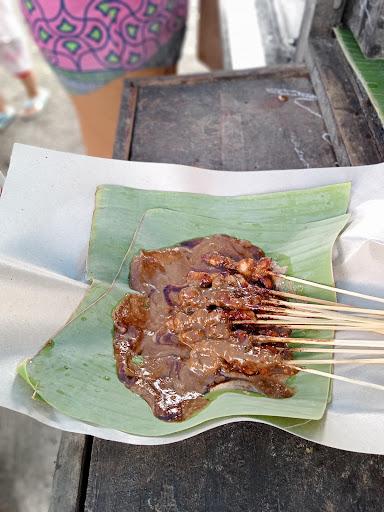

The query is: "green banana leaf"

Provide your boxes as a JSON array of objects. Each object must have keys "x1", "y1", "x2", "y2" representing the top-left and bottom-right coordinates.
[
  {"x1": 19, "y1": 183, "x2": 351, "y2": 437},
  {"x1": 335, "y1": 27, "x2": 384, "y2": 124}
]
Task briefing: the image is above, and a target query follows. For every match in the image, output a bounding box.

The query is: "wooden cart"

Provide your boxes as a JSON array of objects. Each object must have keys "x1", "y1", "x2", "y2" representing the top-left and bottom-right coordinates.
[{"x1": 50, "y1": 2, "x2": 384, "y2": 510}]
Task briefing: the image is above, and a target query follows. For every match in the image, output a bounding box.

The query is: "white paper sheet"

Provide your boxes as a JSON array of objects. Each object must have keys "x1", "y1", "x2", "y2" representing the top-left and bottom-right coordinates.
[{"x1": 1, "y1": 143, "x2": 384, "y2": 453}]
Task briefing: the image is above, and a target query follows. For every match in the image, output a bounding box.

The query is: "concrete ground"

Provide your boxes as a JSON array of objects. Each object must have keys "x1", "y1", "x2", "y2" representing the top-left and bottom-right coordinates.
[
  {"x1": 0, "y1": 29, "x2": 83, "y2": 173},
  {"x1": 0, "y1": 3, "x2": 206, "y2": 512},
  {"x1": 0, "y1": 410, "x2": 62, "y2": 512}
]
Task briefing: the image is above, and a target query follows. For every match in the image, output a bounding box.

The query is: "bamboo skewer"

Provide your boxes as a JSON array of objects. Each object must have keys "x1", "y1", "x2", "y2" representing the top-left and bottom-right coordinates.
[
  {"x1": 233, "y1": 319, "x2": 384, "y2": 333},
  {"x1": 251, "y1": 336, "x2": 384, "y2": 348},
  {"x1": 273, "y1": 272, "x2": 384, "y2": 305},
  {"x1": 258, "y1": 305, "x2": 384, "y2": 325},
  {"x1": 262, "y1": 324, "x2": 382, "y2": 331},
  {"x1": 288, "y1": 358, "x2": 384, "y2": 365},
  {"x1": 290, "y1": 348, "x2": 384, "y2": 355},
  {"x1": 255, "y1": 309, "x2": 384, "y2": 327},
  {"x1": 267, "y1": 299, "x2": 384, "y2": 317},
  {"x1": 291, "y1": 366, "x2": 384, "y2": 392},
  {"x1": 254, "y1": 315, "x2": 382, "y2": 329},
  {"x1": 234, "y1": 301, "x2": 376, "y2": 327},
  {"x1": 269, "y1": 289, "x2": 345, "y2": 306},
  {"x1": 251, "y1": 272, "x2": 384, "y2": 390},
  {"x1": 232, "y1": 291, "x2": 384, "y2": 332},
  {"x1": 254, "y1": 314, "x2": 361, "y2": 324},
  {"x1": 218, "y1": 264, "x2": 384, "y2": 390},
  {"x1": 264, "y1": 302, "x2": 384, "y2": 323}
]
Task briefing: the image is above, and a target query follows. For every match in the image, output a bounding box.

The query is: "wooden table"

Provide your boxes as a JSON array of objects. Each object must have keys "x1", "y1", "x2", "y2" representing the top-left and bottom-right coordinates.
[{"x1": 49, "y1": 59, "x2": 384, "y2": 512}]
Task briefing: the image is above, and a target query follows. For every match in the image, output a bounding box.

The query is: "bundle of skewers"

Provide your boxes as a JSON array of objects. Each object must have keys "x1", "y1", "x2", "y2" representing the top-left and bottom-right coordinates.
[{"x1": 203, "y1": 251, "x2": 384, "y2": 392}]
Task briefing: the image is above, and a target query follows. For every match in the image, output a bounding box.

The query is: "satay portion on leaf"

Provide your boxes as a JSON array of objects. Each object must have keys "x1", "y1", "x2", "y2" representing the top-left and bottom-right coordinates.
[{"x1": 113, "y1": 235, "x2": 297, "y2": 422}]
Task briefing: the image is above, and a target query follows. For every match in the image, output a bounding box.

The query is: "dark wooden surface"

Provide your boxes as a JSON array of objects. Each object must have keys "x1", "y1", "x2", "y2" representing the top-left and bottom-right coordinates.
[
  {"x1": 310, "y1": 0, "x2": 347, "y2": 37},
  {"x1": 49, "y1": 433, "x2": 92, "y2": 512},
  {"x1": 345, "y1": 0, "x2": 384, "y2": 58},
  {"x1": 116, "y1": 66, "x2": 337, "y2": 171},
  {"x1": 306, "y1": 37, "x2": 383, "y2": 166},
  {"x1": 85, "y1": 424, "x2": 384, "y2": 512}
]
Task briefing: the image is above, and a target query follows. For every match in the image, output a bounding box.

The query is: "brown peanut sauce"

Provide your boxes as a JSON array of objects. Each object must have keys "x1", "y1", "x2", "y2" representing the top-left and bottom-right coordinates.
[{"x1": 113, "y1": 235, "x2": 297, "y2": 421}]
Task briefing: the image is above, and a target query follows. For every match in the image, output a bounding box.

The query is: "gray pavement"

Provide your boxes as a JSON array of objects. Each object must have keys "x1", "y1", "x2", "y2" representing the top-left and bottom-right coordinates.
[
  {"x1": 0, "y1": 410, "x2": 62, "y2": 512},
  {"x1": 0, "y1": 30, "x2": 83, "y2": 174},
  {"x1": 0, "y1": 10, "x2": 83, "y2": 512}
]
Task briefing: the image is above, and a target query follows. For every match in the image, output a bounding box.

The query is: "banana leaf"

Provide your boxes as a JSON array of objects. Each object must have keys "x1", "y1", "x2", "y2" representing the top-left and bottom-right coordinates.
[
  {"x1": 18, "y1": 183, "x2": 350, "y2": 437},
  {"x1": 335, "y1": 27, "x2": 384, "y2": 124}
]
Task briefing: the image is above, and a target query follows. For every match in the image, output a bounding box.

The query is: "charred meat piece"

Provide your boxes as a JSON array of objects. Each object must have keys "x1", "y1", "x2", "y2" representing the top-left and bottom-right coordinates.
[
  {"x1": 203, "y1": 252, "x2": 275, "y2": 288},
  {"x1": 113, "y1": 234, "x2": 296, "y2": 422}
]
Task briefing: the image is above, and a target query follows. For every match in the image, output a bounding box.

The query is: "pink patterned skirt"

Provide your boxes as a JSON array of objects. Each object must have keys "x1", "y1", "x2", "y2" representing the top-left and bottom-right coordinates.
[{"x1": 21, "y1": 0, "x2": 188, "y2": 94}]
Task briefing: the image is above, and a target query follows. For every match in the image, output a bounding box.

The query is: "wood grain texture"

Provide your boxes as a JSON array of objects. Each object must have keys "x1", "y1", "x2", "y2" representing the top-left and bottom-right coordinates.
[
  {"x1": 306, "y1": 37, "x2": 383, "y2": 166},
  {"x1": 49, "y1": 434, "x2": 92, "y2": 512},
  {"x1": 113, "y1": 83, "x2": 138, "y2": 161},
  {"x1": 345, "y1": 0, "x2": 384, "y2": 58},
  {"x1": 311, "y1": 0, "x2": 346, "y2": 37},
  {"x1": 127, "y1": 69, "x2": 336, "y2": 171},
  {"x1": 85, "y1": 423, "x2": 384, "y2": 512},
  {"x1": 116, "y1": 66, "x2": 309, "y2": 98}
]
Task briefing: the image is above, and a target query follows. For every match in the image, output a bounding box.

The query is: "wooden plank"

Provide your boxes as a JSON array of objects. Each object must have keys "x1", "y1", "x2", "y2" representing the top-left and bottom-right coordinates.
[
  {"x1": 113, "y1": 83, "x2": 138, "y2": 161},
  {"x1": 85, "y1": 423, "x2": 384, "y2": 512},
  {"x1": 255, "y1": 0, "x2": 292, "y2": 64},
  {"x1": 345, "y1": 0, "x2": 384, "y2": 58},
  {"x1": 306, "y1": 37, "x2": 382, "y2": 166},
  {"x1": 49, "y1": 433, "x2": 92, "y2": 512},
  {"x1": 128, "y1": 70, "x2": 336, "y2": 171},
  {"x1": 310, "y1": 0, "x2": 346, "y2": 37},
  {"x1": 294, "y1": 0, "x2": 317, "y2": 63},
  {"x1": 123, "y1": 65, "x2": 309, "y2": 88}
]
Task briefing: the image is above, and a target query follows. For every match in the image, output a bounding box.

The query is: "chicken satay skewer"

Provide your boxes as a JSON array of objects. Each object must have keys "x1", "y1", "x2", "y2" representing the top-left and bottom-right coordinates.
[
  {"x1": 272, "y1": 272, "x2": 384, "y2": 305},
  {"x1": 256, "y1": 305, "x2": 384, "y2": 326},
  {"x1": 267, "y1": 298, "x2": 384, "y2": 317},
  {"x1": 288, "y1": 358, "x2": 384, "y2": 365},
  {"x1": 270, "y1": 289, "x2": 353, "y2": 306},
  {"x1": 203, "y1": 252, "x2": 384, "y2": 311},
  {"x1": 290, "y1": 348, "x2": 384, "y2": 355},
  {"x1": 248, "y1": 336, "x2": 384, "y2": 348},
  {"x1": 233, "y1": 319, "x2": 384, "y2": 334},
  {"x1": 254, "y1": 313, "x2": 384, "y2": 329}
]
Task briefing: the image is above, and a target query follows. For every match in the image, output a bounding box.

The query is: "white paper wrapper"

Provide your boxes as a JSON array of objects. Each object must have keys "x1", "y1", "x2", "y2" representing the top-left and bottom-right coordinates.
[{"x1": 1, "y1": 143, "x2": 384, "y2": 453}]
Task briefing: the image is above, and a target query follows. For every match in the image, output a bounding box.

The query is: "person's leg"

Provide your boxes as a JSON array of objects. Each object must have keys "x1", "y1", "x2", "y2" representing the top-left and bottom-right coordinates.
[
  {"x1": 0, "y1": 94, "x2": 6, "y2": 112},
  {"x1": 0, "y1": 38, "x2": 50, "y2": 118},
  {"x1": 18, "y1": 70, "x2": 38, "y2": 98},
  {"x1": 70, "y1": 66, "x2": 175, "y2": 158},
  {"x1": 17, "y1": 69, "x2": 50, "y2": 118}
]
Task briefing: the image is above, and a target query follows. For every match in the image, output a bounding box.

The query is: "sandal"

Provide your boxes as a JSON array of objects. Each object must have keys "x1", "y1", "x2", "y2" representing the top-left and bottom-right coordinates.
[
  {"x1": 0, "y1": 106, "x2": 16, "y2": 131},
  {"x1": 20, "y1": 87, "x2": 50, "y2": 119}
]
